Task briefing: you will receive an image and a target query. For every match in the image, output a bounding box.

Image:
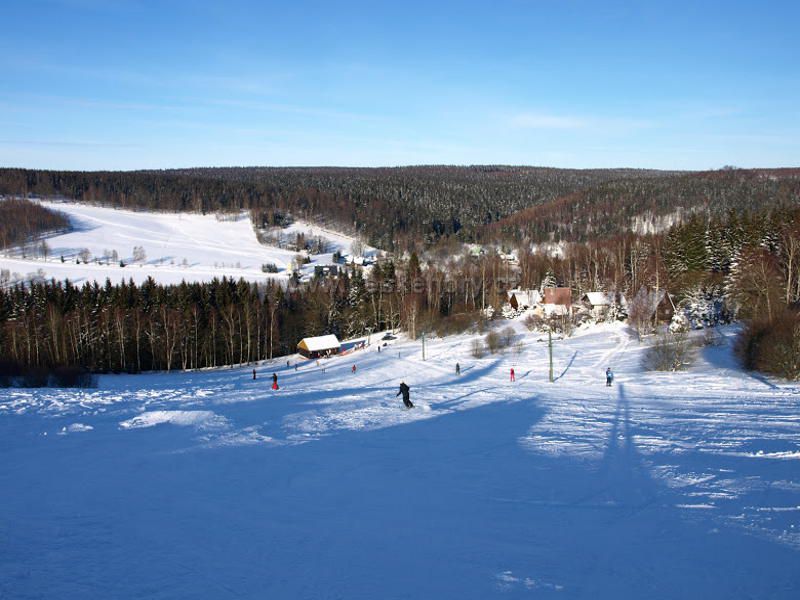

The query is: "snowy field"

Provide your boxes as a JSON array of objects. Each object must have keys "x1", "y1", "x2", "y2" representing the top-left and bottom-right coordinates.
[
  {"x1": 0, "y1": 200, "x2": 373, "y2": 286},
  {"x1": 1, "y1": 323, "x2": 799, "y2": 598}
]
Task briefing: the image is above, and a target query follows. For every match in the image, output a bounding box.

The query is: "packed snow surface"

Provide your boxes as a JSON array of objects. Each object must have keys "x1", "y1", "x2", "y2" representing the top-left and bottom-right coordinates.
[
  {"x1": 0, "y1": 200, "x2": 373, "y2": 285},
  {"x1": 1, "y1": 323, "x2": 799, "y2": 598}
]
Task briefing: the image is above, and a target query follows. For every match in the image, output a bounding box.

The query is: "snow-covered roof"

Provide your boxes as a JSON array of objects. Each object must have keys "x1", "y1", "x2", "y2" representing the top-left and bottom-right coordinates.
[
  {"x1": 297, "y1": 334, "x2": 341, "y2": 352},
  {"x1": 583, "y1": 292, "x2": 611, "y2": 306},
  {"x1": 508, "y1": 289, "x2": 542, "y2": 306},
  {"x1": 632, "y1": 287, "x2": 673, "y2": 315}
]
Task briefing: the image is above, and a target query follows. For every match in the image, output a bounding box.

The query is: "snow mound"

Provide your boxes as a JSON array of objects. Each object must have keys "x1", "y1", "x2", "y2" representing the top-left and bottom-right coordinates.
[
  {"x1": 710, "y1": 450, "x2": 800, "y2": 460},
  {"x1": 57, "y1": 423, "x2": 94, "y2": 435},
  {"x1": 119, "y1": 410, "x2": 228, "y2": 430}
]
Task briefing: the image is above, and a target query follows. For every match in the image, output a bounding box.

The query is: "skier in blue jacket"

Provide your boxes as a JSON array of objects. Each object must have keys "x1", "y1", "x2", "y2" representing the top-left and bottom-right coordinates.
[{"x1": 606, "y1": 367, "x2": 614, "y2": 387}]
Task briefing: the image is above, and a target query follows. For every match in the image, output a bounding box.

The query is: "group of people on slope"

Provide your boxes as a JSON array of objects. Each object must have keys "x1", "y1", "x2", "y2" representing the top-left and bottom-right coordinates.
[{"x1": 253, "y1": 356, "x2": 615, "y2": 411}]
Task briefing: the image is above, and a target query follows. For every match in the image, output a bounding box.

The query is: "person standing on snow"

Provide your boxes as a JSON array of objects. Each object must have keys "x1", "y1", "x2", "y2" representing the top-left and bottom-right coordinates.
[
  {"x1": 510, "y1": 367, "x2": 515, "y2": 382},
  {"x1": 352, "y1": 364, "x2": 357, "y2": 374},
  {"x1": 252, "y1": 369, "x2": 257, "y2": 380},
  {"x1": 605, "y1": 367, "x2": 614, "y2": 387},
  {"x1": 455, "y1": 362, "x2": 461, "y2": 376},
  {"x1": 396, "y1": 381, "x2": 413, "y2": 408},
  {"x1": 272, "y1": 372, "x2": 279, "y2": 390}
]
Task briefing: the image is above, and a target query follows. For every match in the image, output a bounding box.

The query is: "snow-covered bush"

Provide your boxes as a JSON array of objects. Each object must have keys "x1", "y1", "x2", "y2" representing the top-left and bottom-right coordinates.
[
  {"x1": 485, "y1": 331, "x2": 502, "y2": 354},
  {"x1": 501, "y1": 302, "x2": 523, "y2": 319},
  {"x1": 607, "y1": 299, "x2": 628, "y2": 322},
  {"x1": 524, "y1": 313, "x2": 543, "y2": 331},
  {"x1": 574, "y1": 306, "x2": 595, "y2": 327},
  {"x1": 471, "y1": 338, "x2": 485, "y2": 358},
  {"x1": 481, "y1": 306, "x2": 495, "y2": 320},
  {"x1": 501, "y1": 326, "x2": 516, "y2": 348},
  {"x1": 669, "y1": 311, "x2": 690, "y2": 334},
  {"x1": 643, "y1": 330, "x2": 695, "y2": 372},
  {"x1": 547, "y1": 314, "x2": 573, "y2": 337},
  {"x1": 293, "y1": 254, "x2": 310, "y2": 270},
  {"x1": 736, "y1": 311, "x2": 800, "y2": 380}
]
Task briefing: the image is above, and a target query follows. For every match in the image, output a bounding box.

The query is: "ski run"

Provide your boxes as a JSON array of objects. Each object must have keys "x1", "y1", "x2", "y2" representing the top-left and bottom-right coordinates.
[{"x1": 1, "y1": 321, "x2": 799, "y2": 598}]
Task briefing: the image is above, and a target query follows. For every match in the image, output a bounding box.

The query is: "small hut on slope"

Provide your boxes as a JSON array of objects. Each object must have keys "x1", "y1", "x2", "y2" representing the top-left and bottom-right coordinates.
[{"x1": 297, "y1": 334, "x2": 341, "y2": 359}]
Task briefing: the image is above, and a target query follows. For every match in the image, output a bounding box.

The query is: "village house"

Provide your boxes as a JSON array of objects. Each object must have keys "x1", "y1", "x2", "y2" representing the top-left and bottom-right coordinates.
[
  {"x1": 505, "y1": 289, "x2": 542, "y2": 311},
  {"x1": 297, "y1": 334, "x2": 341, "y2": 359},
  {"x1": 580, "y1": 292, "x2": 626, "y2": 317},
  {"x1": 531, "y1": 287, "x2": 573, "y2": 318},
  {"x1": 629, "y1": 287, "x2": 676, "y2": 324}
]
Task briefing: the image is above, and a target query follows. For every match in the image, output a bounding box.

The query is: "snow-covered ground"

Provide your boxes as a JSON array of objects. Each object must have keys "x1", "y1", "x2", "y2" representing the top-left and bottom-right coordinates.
[
  {"x1": 0, "y1": 200, "x2": 374, "y2": 286},
  {"x1": 1, "y1": 323, "x2": 799, "y2": 598}
]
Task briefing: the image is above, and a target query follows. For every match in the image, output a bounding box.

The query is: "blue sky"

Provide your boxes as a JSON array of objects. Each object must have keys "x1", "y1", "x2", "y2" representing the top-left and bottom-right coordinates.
[{"x1": 1, "y1": 0, "x2": 798, "y2": 170}]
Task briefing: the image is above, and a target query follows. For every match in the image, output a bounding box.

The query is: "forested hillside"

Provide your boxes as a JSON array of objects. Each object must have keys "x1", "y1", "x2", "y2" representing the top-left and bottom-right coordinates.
[
  {"x1": 3, "y1": 166, "x2": 799, "y2": 251},
  {"x1": 0, "y1": 166, "x2": 668, "y2": 248},
  {"x1": 487, "y1": 169, "x2": 800, "y2": 244}
]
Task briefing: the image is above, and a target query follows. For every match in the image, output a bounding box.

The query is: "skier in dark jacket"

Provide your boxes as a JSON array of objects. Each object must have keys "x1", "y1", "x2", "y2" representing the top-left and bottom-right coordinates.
[
  {"x1": 396, "y1": 381, "x2": 413, "y2": 408},
  {"x1": 455, "y1": 362, "x2": 461, "y2": 375},
  {"x1": 605, "y1": 367, "x2": 614, "y2": 387}
]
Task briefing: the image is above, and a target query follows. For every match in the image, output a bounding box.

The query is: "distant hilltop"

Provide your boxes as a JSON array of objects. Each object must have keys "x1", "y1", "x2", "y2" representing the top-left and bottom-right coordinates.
[{"x1": 1, "y1": 166, "x2": 798, "y2": 251}]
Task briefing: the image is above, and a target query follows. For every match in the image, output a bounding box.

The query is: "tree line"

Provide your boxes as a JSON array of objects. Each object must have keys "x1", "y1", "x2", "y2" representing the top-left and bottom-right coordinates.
[
  {"x1": 0, "y1": 257, "x2": 521, "y2": 377},
  {"x1": 3, "y1": 166, "x2": 798, "y2": 252},
  {"x1": 0, "y1": 198, "x2": 70, "y2": 250},
  {"x1": 0, "y1": 166, "x2": 670, "y2": 250}
]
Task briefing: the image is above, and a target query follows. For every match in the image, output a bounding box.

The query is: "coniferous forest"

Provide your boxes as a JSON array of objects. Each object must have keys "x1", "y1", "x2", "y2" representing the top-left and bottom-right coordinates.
[{"x1": 2, "y1": 166, "x2": 798, "y2": 249}]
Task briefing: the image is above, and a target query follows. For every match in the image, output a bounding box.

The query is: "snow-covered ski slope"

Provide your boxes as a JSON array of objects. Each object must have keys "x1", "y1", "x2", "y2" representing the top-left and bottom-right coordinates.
[
  {"x1": 1, "y1": 323, "x2": 799, "y2": 598},
  {"x1": 0, "y1": 200, "x2": 373, "y2": 285}
]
